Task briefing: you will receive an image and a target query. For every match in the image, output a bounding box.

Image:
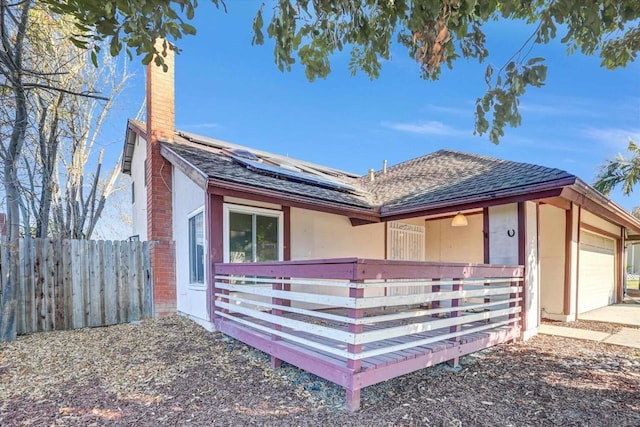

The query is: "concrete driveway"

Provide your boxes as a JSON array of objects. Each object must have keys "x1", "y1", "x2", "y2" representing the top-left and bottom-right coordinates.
[
  {"x1": 579, "y1": 302, "x2": 640, "y2": 327},
  {"x1": 540, "y1": 301, "x2": 640, "y2": 348}
]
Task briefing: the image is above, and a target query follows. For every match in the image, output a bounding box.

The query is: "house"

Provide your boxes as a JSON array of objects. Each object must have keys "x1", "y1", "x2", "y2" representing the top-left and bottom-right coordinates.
[{"x1": 122, "y1": 45, "x2": 640, "y2": 409}]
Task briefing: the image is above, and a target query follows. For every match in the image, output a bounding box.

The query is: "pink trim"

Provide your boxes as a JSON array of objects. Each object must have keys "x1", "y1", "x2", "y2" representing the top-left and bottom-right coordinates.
[{"x1": 381, "y1": 177, "x2": 575, "y2": 216}]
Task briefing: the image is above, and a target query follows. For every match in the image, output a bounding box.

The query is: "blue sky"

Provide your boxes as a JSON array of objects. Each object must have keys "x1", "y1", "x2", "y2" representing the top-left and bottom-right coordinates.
[{"x1": 104, "y1": 1, "x2": 640, "y2": 211}]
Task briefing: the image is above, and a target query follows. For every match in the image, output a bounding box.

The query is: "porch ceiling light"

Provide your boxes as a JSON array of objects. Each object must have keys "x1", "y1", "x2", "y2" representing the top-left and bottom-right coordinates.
[{"x1": 451, "y1": 212, "x2": 468, "y2": 227}]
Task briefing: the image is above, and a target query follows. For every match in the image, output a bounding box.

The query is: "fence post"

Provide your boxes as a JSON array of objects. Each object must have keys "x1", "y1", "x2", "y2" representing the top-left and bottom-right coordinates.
[
  {"x1": 16, "y1": 238, "x2": 26, "y2": 335},
  {"x1": 270, "y1": 275, "x2": 291, "y2": 369},
  {"x1": 346, "y1": 281, "x2": 364, "y2": 412},
  {"x1": 431, "y1": 278, "x2": 441, "y2": 317},
  {"x1": 214, "y1": 266, "x2": 230, "y2": 330},
  {"x1": 484, "y1": 280, "x2": 491, "y2": 321},
  {"x1": 209, "y1": 262, "x2": 217, "y2": 323},
  {"x1": 447, "y1": 278, "x2": 462, "y2": 368},
  {"x1": 142, "y1": 241, "x2": 154, "y2": 319},
  {"x1": 509, "y1": 277, "x2": 520, "y2": 342}
]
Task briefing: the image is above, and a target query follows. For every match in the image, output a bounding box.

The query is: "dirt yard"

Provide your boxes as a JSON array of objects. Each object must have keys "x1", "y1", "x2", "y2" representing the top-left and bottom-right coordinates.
[{"x1": 1, "y1": 316, "x2": 638, "y2": 426}]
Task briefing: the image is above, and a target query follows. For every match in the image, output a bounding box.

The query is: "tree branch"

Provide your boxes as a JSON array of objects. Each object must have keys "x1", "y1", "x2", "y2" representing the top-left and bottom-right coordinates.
[{"x1": 22, "y1": 83, "x2": 108, "y2": 100}]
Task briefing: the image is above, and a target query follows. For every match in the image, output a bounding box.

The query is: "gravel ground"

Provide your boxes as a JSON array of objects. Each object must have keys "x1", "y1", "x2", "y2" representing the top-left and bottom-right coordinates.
[{"x1": 1, "y1": 315, "x2": 639, "y2": 426}]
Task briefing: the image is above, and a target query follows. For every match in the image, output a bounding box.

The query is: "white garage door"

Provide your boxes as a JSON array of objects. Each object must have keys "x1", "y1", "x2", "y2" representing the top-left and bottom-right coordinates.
[{"x1": 578, "y1": 230, "x2": 616, "y2": 314}]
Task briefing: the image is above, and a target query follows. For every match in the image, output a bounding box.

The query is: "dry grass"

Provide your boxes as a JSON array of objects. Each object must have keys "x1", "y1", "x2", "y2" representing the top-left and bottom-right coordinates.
[{"x1": 1, "y1": 316, "x2": 639, "y2": 426}]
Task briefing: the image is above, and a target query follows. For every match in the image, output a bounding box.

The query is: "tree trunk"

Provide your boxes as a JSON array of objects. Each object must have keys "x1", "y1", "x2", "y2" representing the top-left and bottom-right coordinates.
[
  {"x1": 36, "y1": 94, "x2": 63, "y2": 238},
  {"x1": 0, "y1": 0, "x2": 32, "y2": 342},
  {"x1": 0, "y1": 83, "x2": 28, "y2": 342}
]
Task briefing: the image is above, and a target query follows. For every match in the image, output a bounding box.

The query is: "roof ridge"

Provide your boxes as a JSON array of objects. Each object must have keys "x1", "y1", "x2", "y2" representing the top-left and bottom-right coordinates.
[
  {"x1": 373, "y1": 149, "x2": 448, "y2": 174},
  {"x1": 382, "y1": 148, "x2": 571, "y2": 177}
]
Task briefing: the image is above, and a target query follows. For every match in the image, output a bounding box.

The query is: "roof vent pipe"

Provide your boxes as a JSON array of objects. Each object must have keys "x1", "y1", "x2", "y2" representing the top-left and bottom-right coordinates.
[
  {"x1": 368, "y1": 168, "x2": 375, "y2": 182},
  {"x1": 383, "y1": 160, "x2": 387, "y2": 174}
]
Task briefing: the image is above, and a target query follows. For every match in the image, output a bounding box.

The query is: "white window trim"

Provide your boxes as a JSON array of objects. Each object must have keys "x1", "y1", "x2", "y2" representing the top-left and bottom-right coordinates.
[
  {"x1": 223, "y1": 203, "x2": 284, "y2": 263},
  {"x1": 187, "y1": 206, "x2": 206, "y2": 288}
]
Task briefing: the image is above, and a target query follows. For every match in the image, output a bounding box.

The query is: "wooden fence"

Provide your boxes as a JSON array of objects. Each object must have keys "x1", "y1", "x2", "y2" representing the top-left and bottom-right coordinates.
[{"x1": 0, "y1": 238, "x2": 153, "y2": 335}]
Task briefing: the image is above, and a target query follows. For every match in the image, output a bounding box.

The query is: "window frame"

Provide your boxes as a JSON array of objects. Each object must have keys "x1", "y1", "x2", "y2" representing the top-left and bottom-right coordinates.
[
  {"x1": 222, "y1": 203, "x2": 284, "y2": 263},
  {"x1": 187, "y1": 207, "x2": 206, "y2": 287}
]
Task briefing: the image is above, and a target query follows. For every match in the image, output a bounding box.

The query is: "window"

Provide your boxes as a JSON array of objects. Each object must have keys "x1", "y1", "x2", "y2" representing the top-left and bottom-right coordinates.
[
  {"x1": 189, "y1": 211, "x2": 205, "y2": 284},
  {"x1": 224, "y1": 204, "x2": 283, "y2": 263}
]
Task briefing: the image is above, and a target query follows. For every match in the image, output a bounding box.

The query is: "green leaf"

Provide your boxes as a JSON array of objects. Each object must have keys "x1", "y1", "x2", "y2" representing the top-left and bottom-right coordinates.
[
  {"x1": 141, "y1": 52, "x2": 154, "y2": 65},
  {"x1": 181, "y1": 23, "x2": 196, "y2": 35},
  {"x1": 252, "y1": 9, "x2": 264, "y2": 45},
  {"x1": 484, "y1": 64, "x2": 493, "y2": 84},
  {"x1": 110, "y1": 33, "x2": 121, "y2": 56}
]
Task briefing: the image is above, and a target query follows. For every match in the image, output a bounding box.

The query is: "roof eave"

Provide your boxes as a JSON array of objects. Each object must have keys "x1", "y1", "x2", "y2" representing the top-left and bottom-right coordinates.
[
  {"x1": 380, "y1": 177, "x2": 576, "y2": 221},
  {"x1": 160, "y1": 143, "x2": 209, "y2": 189},
  {"x1": 562, "y1": 178, "x2": 640, "y2": 234},
  {"x1": 121, "y1": 119, "x2": 147, "y2": 175}
]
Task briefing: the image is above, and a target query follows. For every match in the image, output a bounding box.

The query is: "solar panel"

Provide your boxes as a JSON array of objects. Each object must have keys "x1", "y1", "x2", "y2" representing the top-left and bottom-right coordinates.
[
  {"x1": 231, "y1": 156, "x2": 357, "y2": 192},
  {"x1": 228, "y1": 148, "x2": 259, "y2": 161}
]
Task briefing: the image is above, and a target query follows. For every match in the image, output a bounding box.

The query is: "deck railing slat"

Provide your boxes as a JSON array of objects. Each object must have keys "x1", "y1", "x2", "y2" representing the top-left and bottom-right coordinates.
[
  {"x1": 216, "y1": 300, "x2": 355, "y2": 343},
  {"x1": 215, "y1": 281, "x2": 356, "y2": 308}
]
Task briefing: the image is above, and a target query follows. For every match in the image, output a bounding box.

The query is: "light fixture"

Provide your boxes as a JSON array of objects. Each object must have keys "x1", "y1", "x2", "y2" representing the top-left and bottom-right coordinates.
[{"x1": 451, "y1": 212, "x2": 468, "y2": 227}]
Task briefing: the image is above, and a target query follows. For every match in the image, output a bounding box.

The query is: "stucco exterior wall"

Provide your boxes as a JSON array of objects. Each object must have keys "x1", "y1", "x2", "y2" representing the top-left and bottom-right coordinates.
[
  {"x1": 290, "y1": 208, "x2": 385, "y2": 260},
  {"x1": 539, "y1": 204, "x2": 566, "y2": 319},
  {"x1": 424, "y1": 214, "x2": 483, "y2": 263},
  {"x1": 131, "y1": 134, "x2": 148, "y2": 241},
  {"x1": 488, "y1": 204, "x2": 519, "y2": 265},
  {"x1": 290, "y1": 208, "x2": 385, "y2": 302},
  {"x1": 172, "y1": 167, "x2": 209, "y2": 328}
]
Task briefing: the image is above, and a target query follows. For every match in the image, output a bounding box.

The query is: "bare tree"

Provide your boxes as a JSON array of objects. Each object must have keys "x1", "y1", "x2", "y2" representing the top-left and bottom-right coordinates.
[
  {"x1": 0, "y1": 2, "x2": 126, "y2": 341},
  {"x1": 0, "y1": 0, "x2": 35, "y2": 343},
  {"x1": 24, "y1": 52, "x2": 129, "y2": 238}
]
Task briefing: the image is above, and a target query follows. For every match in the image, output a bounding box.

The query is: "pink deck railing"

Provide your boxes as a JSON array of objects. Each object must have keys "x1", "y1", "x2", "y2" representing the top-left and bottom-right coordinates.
[{"x1": 212, "y1": 258, "x2": 524, "y2": 411}]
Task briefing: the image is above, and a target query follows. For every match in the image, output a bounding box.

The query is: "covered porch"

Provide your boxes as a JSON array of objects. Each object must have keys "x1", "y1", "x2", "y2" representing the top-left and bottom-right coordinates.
[{"x1": 212, "y1": 258, "x2": 524, "y2": 411}]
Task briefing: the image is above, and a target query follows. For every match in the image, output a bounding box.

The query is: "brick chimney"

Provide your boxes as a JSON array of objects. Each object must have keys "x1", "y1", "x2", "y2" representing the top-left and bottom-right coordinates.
[{"x1": 146, "y1": 40, "x2": 176, "y2": 317}]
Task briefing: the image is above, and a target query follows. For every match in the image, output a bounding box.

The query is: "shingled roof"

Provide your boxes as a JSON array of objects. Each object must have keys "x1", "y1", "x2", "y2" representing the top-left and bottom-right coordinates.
[
  {"x1": 150, "y1": 125, "x2": 579, "y2": 214},
  {"x1": 123, "y1": 119, "x2": 640, "y2": 233},
  {"x1": 361, "y1": 150, "x2": 575, "y2": 210},
  {"x1": 164, "y1": 132, "x2": 372, "y2": 209}
]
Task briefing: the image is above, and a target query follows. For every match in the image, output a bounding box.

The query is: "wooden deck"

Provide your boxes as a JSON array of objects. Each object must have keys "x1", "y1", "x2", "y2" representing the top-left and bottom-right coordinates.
[
  {"x1": 213, "y1": 258, "x2": 524, "y2": 410},
  {"x1": 216, "y1": 313, "x2": 519, "y2": 386}
]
